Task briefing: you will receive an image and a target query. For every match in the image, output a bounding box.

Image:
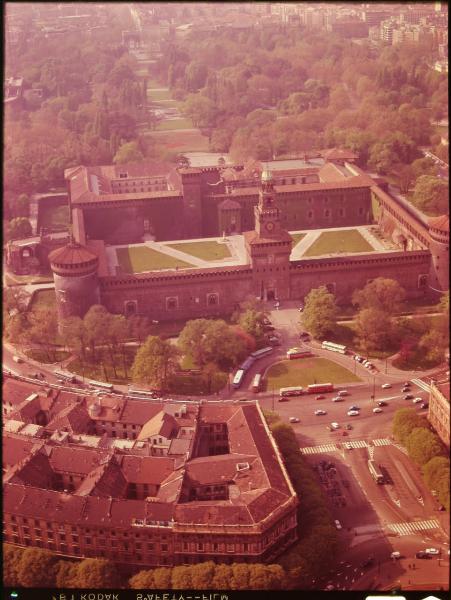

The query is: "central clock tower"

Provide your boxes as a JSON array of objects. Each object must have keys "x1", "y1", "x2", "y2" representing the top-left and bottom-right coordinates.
[{"x1": 244, "y1": 170, "x2": 292, "y2": 301}]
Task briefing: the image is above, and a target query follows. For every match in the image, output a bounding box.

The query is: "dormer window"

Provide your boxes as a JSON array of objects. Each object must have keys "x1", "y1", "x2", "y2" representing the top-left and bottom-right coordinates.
[{"x1": 119, "y1": 172, "x2": 128, "y2": 179}]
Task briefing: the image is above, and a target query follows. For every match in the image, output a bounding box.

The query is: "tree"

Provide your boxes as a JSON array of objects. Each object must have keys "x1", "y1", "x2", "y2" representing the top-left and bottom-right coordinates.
[
  {"x1": 17, "y1": 548, "x2": 58, "y2": 587},
  {"x1": 423, "y1": 456, "x2": 450, "y2": 511},
  {"x1": 23, "y1": 307, "x2": 59, "y2": 362},
  {"x1": 61, "y1": 316, "x2": 88, "y2": 362},
  {"x1": 406, "y1": 427, "x2": 446, "y2": 466},
  {"x1": 189, "y1": 561, "x2": 216, "y2": 589},
  {"x1": 392, "y1": 408, "x2": 429, "y2": 445},
  {"x1": 171, "y1": 565, "x2": 193, "y2": 589},
  {"x1": 131, "y1": 335, "x2": 180, "y2": 390},
  {"x1": 419, "y1": 328, "x2": 448, "y2": 364},
  {"x1": 3, "y1": 543, "x2": 24, "y2": 586},
  {"x1": 55, "y1": 560, "x2": 79, "y2": 588},
  {"x1": 302, "y1": 286, "x2": 338, "y2": 339},
  {"x1": 14, "y1": 193, "x2": 30, "y2": 217},
  {"x1": 72, "y1": 558, "x2": 121, "y2": 588},
  {"x1": 212, "y1": 564, "x2": 233, "y2": 588},
  {"x1": 178, "y1": 319, "x2": 247, "y2": 370},
  {"x1": 6, "y1": 217, "x2": 33, "y2": 240},
  {"x1": 396, "y1": 163, "x2": 415, "y2": 194},
  {"x1": 354, "y1": 308, "x2": 393, "y2": 354},
  {"x1": 129, "y1": 570, "x2": 155, "y2": 588},
  {"x1": 83, "y1": 305, "x2": 112, "y2": 362},
  {"x1": 412, "y1": 175, "x2": 448, "y2": 216},
  {"x1": 4, "y1": 286, "x2": 29, "y2": 316},
  {"x1": 152, "y1": 567, "x2": 172, "y2": 589},
  {"x1": 236, "y1": 308, "x2": 267, "y2": 347},
  {"x1": 113, "y1": 141, "x2": 144, "y2": 164},
  {"x1": 182, "y1": 94, "x2": 217, "y2": 129},
  {"x1": 352, "y1": 278, "x2": 406, "y2": 314}
]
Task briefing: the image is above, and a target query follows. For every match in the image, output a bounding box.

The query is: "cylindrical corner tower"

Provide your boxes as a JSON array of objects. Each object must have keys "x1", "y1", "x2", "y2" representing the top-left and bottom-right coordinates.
[
  {"x1": 427, "y1": 214, "x2": 449, "y2": 296},
  {"x1": 49, "y1": 241, "x2": 100, "y2": 327}
]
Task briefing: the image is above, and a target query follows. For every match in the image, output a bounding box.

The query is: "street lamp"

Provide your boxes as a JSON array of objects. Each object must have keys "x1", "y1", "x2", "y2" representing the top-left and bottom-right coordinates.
[{"x1": 272, "y1": 386, "x2": 275, "y2": 411}]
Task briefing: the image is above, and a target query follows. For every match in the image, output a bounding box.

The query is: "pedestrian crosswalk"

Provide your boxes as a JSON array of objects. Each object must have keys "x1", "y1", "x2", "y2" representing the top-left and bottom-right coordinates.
[
  {"x1": 386, "y1": 519, "x2": 440, "y2": 536},
  {"x1": 411, "y1": 378, "x2": 431, "y2": 393},
  {"x1": 300, "y1": 438, "x2": 398, "y2": 454},
  {"x1": 301, "y1": 443, "x2": 338, "y2": 455},
  {"x1": 372, "y1": 438, "x2": 391, "y2": 446}
]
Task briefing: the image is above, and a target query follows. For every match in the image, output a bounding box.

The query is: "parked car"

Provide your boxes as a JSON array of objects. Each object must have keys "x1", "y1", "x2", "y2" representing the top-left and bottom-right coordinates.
[
  {"x1": 413, "y1": 397, "x2": 422, "y2": 404},
  {"x1": 337, "y1": 390, "x2": 349, "y2": 397},
  {"x1": 268, "y1": 336, "x2": 281, "y2": 346},
  {"x1": 334, "y1": 519, "x2": 342, "y2": 530},
  {"x1": 345, "y1": 424, "x2": 353, "y2": 430},
  {"x1": 425, "y1": 548, "x2": 440, "y2": 555},
  {"x1": 390, "y1": 551, "x2": 401, "y2": 559},
  {"x1": 347, "y1": 410, "x2": 359, "y2": 416},
  {"x1": 403, "y1": 381, "x2": 410, "y2": 387},
  {"x1": 421, "y1": 402, "x2": 429, "y2": 409},
  {"x1": 298, "y1": 305, "x2": 304, "y2": 312},
  {"x1": 381, "y1": 383, "x2": 392, "y2": 389},
  {"x1": 330, "y1": 422, "x2": 340, "y2": 430},
  {"x1": 263, "y1": 324, "x2": 275, "y2": 332},
  {"x1": 373, "y1": 407, "x2": 383, "y2": 413},
  {"x1": 314, "y1": 409, "x2": 327, "y2": 416},
  {"x1": 416, "y1": 551, "x2": 430, "y2": 559},
  {"x1": 289, "y1": 417, "x2": 300, "y2": 423},
  {"x1": 315, "y1": 395, "x2": 325, "y2": 400},
  {"x1": 401, "y1": 386, "x2": 410, "y2": 392},
  {"x1": 332, "y1": 396, "x2": 344, "y2": 402},
  {"x1": 403, "y1": 394, "x2": 414, "y2": 400},
  {"x1": 349, "y1": 405, "x2": 360, "y2": 411},
  {"x1": 377, "y1": 401, "x2": 387, "y2": 407}
]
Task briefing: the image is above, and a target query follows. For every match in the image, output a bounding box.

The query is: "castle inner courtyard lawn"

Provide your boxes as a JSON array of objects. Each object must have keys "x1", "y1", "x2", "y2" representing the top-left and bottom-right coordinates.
[
  {"x1": 167, "y1": 241, "x2": 231, "y2": 261},
  {"x1": 303, "y1": 230, "x2": 374, "y2": 256},
  {"x1": 290, "y1": 232, "x2": 307, "y2": 246},
  {"x1": 116, "y1": 246, "x2": 194, "y2": 273},
  {"x1": 265, "y1": 357, "x2": 361, "y2": 389}
]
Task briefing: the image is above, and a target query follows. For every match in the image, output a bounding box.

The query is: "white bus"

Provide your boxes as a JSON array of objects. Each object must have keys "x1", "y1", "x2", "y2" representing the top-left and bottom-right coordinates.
[
  {"x1": 321, "y1": 341, "x2": 347, "y2": 354},
  {"x1": 251, "y1": 373, "x2": 262, "y2": 393},
  {"x1": 250, "y1": 347, "x2": 273, "y2": 360},
  {"x1": 232, "y1": 369, "x2": 245, "y2": 389},
  {"x1": 279, "y1": 386, "x2": 304, "y2": 398},
  {"x1": 128, "y1": 388, "x2": 159, "y2": 399},
  {"x1": 88, "y1": 380, "x2": 114, "y2": 392}
]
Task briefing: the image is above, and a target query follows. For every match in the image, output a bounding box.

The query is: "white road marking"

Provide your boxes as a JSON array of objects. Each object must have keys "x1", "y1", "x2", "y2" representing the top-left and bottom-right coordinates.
[{"x1": 386, "y1": 519, "x2": 440, "y2": 536}]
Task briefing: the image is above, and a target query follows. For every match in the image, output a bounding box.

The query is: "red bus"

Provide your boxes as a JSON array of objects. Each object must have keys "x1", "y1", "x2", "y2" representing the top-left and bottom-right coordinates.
[
  {"x1": 286, "y1": 348, "x2": 313, "y2": 360},
  {"x1": 307, "y1": 383, "x2": 334, "y2": 394}
]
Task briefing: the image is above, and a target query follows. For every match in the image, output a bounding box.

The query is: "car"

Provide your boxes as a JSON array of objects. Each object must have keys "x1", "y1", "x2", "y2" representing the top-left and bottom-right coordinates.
[
  {"x1": 345, "y1": 424, "x2": 353, "y2": 430},
  {"x1": 381, "y1": 383, "x2": 392, "y2": 389},
  {"x1": 377, "y1": 400, "x2": 387, "y2": 407},
  {"x1": 421, "y1": 402, "x2": 429, "y2": 409},
  {"x1": 357, "y1": 356, "x2": 364, "y2": 363},
  {"x1": 268, "y1": 336, "x2": 281, "y2": 346},
  {"x1": 289, "y1": 417, "x2": 300, "y2": 423},
  {"x1": 342, "y1": 431, "x2": 348, "y2": 436},
  {"x1": 403, "y1": 394, "x2": 414, "y2": 400},
  {"x1": 334, "y1": 519, "x2": 342, "y2": 530},
  {"x1": 403, "y1": 381, "x2": 410, "y2": 387},
  {"x1": 298, "y1": 305, "x2": 304, "y2": 312},
  {"x1": 416, "y1": 551, "x2": 430, "y2": 559},
  {"x1": 373, "y1": 407, "x2": 383, "y2": 413},
  {"x1": 363, "y1": 360, "x2": 370, "y2": 366},
  {"x1": 425, "y1": 548, "x2": 440, "y2": 555},
  {"x1": 315, "y1": 394, "x2": 325, "y2": 400},
  {"x1": 278, "y1": 397, "x2": 289, "y2": 402},
  {"x1": 366, "y1": 362, "x2": 374, "y2": 369},
  {"x1": 330, "y1": 422, "x2": 340, "y2": 430},
  {"x1": 344, "y1": 442, "x2": 352, "y2": 448},
  {"x1": 337, "y1": 390, "x2": 349, "y2": 397},
  {"x1": 347, "y1": 410, "x2": 359, "y2": 416},
  {"x1": 263, "y1": 325, "x2": 275, "y2": 332},
  {"x1": 262, "y1": 318, "x2": 271, "y2": 326},
  {"x1": 413, "y1": 397, "x2": 422, "y2": 403},
  {"x1": 349, "y1": 405, "x2": 360, "y2": 411},
  {"x1": 314, "y1": 409, "x2": 327, "y2": 416},
  {"x1": 332, "y1": 396, "x2": 344, "y2": 402},
  {"x1": 390, "y1": 551, "x2": 401, "y2": 559},
  {"x1": 401, "y1": 386, "x2": 410, "y2": 392}
]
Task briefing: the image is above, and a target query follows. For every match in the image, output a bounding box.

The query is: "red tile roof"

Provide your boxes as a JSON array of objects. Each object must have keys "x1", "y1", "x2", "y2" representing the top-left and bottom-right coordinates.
[
  {"x1": 49, "y1": 242, "x2": 98, "y2": 266},
  {"x1": 120, "y1": 455, "x2": 176, "y2": 485}
]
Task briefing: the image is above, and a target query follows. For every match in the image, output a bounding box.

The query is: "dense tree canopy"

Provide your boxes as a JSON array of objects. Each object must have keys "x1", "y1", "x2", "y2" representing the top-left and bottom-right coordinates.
[
  {"x1": 352, "y1": 278, "x2": 406, "y2": 315},
  {"x1": 302, "y1": 286, "x2": 338, "y2": 339},
  {"x1": 411, "y1": 175, "x2": 449, "y2": 216},
  {"x1": 131, "y1": 335, "x2": 180, "y2": 390}
]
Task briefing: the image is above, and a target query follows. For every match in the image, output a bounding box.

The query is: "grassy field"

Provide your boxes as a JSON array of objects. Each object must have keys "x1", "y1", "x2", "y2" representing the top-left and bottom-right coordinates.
[
  {"x1": 148, "y1": 88, "x2": 172, "y2": 101},
  {"x1": 116, "y1": 246, "x2": 194, "y2": 273},
  {"x1": 167, "y1": 241, "x2": 231, "y2": 261},
  {"x1": 156, "y1": 118, "x2": 193, "y2": 131},
  {"x1": 148, "y1": 129, "x2": 209, "y2": 152},
  {"x1": 29, "y1": 289, "x2": 56, "y2": 310},
  {"x1": 265, "y1": 357, "x2": 361, "y2": 389},
  {"x1": 303, "y1": 230, "x2": 374, "y2": 257},
  {"x1": 290, "y1": 232, "x2": 306, "y2": 247},
  {"x1": 39, "y1": 204, "x2": 70, "y2": 230}
]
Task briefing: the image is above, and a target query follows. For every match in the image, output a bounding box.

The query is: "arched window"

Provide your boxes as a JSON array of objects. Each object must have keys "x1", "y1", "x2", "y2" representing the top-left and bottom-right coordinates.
[
  {"x1": 166, "y1": 297, "x2": 178, "y2": 311},
  {"x1": 207, "y1": 293, "x2": 219, "y2": 306}
]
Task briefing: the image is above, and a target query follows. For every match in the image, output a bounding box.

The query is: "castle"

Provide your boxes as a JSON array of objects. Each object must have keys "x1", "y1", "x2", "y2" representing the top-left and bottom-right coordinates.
[{"x1": 44, "y1": 151, "x2": 448, "y2": 326}]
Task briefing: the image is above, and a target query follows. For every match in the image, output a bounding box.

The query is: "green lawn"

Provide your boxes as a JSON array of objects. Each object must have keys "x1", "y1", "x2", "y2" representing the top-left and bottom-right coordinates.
[
  {"x1": 303, "y1": 230, "x2": 374, "y2": 257},
  {"x1": 148, "y1": 88, "x2": 172, "y2": 101},
  {"x1": 265, "y1": 357, "x2": 361, "y2": 389},
  {"x1": 156, "y1": 118, "x2": 193, "y2": 131},
  {"x1": 149, "y1": 129, "x2": 209, "y2": 152},
  {"x1": 290, "y1": 232, "x2": 306, "y2": 247},
  {"x1": 167, "y1": 241, "x2": 231, "y2": 261},
  {"x1": 39, "y1": 204, "x2": 70, "y2": 230},
  {"x1": 29, "y1": 289, "x2": 56, "y2": 310},
  {"x1": 116, "y1": 246, "x2": 194, "y2": 273}
]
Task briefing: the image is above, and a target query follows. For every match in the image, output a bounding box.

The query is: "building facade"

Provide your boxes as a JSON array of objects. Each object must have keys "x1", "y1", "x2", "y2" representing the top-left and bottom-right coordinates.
[{"x1": 428, "y1": 379, "x2": 450, "y2": 448}]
